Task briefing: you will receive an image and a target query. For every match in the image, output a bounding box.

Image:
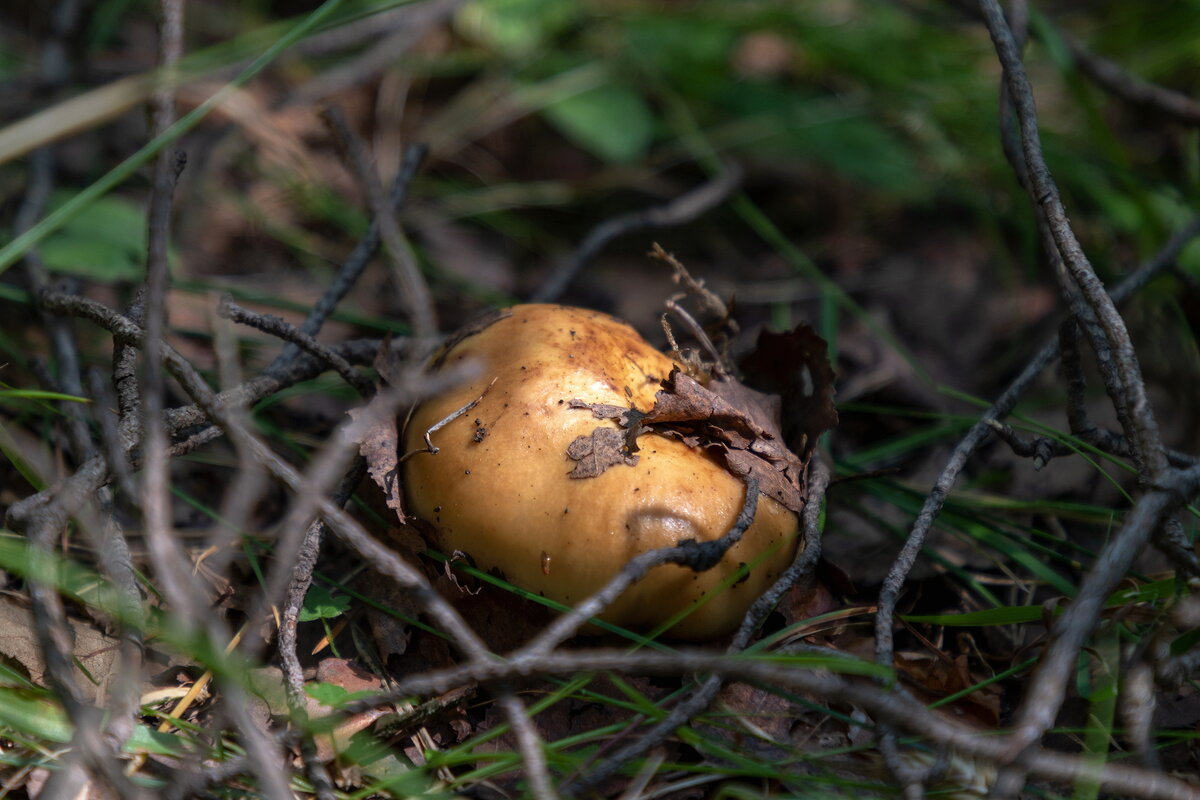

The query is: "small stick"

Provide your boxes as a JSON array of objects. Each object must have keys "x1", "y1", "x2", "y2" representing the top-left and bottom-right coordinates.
[
  {"x1": 322, "y1": 105, "x2": 438, "y2": 345},
  {"x1": 400, "y1": 377, "x2": 497, "y2": 459},
  {"x1": 218, "y1": 295, "x2": 375, "y2": 397},
  {"x1": 531, "y1": 164, "x2": 743, "y2": 303}
]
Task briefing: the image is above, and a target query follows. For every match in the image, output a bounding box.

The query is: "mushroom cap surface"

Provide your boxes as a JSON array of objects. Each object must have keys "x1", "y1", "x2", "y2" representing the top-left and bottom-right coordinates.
[{"x1": 402, "y1": 304, "x2": 801, "y2": 639}]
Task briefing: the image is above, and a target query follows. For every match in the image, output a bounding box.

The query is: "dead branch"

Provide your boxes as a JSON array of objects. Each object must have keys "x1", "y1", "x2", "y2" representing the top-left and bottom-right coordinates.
[
  {"x1": 341, "y1": 647, "x2": 1200, "y2": 800},
  {"x1": 531, "y1": 163, "x2": 744, "y2": 303},
  {"x1": 322, "y1": 105, "x2": 438, "y2": 346},
  {"x1": 218, "y1": 295, "x2": 375, "y2": 397},
  {"x1": 975, "y1": 9, "x2": 1200, "y2": 796},
  {"x1": 1063, "y1": 30, "x2": 1200, "y2": 127}
]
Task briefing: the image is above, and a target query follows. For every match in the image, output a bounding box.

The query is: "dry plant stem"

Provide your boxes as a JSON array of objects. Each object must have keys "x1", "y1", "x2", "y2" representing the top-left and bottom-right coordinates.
[
  {"x1": 278, "y1": 462, "x2": 366, "y2": 704},
  {"x1": 216, "y1": 680, "x2": 295, "y2": 800},
  {"x1": 15, "y1": 0, "x2": 93, "y2": 463},
  {"x1": 141, "y1": 0, "x2": 196, "y2": 627},
  {"x1": 82, "y1": 372, "x2": 145, "y2": 745},
  {"x1": 404, "y1": 377, "x2": 498, "y2": 459},
  {"x1": 567, "y1": 462, "x2": 831, "y2": 794},
  {"x1": 520, "y1": 479, "x2": 761, "y2": 658},
  {"x1": 1152, "y1": 518, "x2": 1200, "y2": 580},
  {"x1": 980, "y1": 0, "x2": 1166, "y2": 483},
  {"x1": 664, "y1": 299, "x2": 727, "y2": 373},
  {"x1": 277, "y1": 465, "x2": 364, "y2": 800},
  {"x1": 868, "y1": 14, "x2": 1198, "y2": 795},
  {"x1": 978, "y1": 5, "x2": 1194, "y2": 789},
  {"x1": 113, "y1": 292, "x2": 147, "y2": 452},
  {"x1": 166, "y1": 338, "x2": 380, "y2": 431},
  {"x1": 90, "y1": 370, "x2": 138, "y2": 502},
  {"x1": 985, "y1": 417, "x2": 1199, "y2": 474},
  {"x1": 651, "y1": 242, "x2": 732, "y2": 326},
  {"x1": 293, "y1": 0, "x2": 462, "y2": 103},
  {"x1": 265, "y1": 143, "x2": 427, "y2": 378},
  {"x1": 494, "y1": 684, "x2": 558, "y2": 800},
  {"x1": 24, "y1": 475, "x2": 141, "y2": 798},
  {"x1": 140, "y1": 264, "x2": 203, "y2": 628},
  {"x1": 355, "y1": 649, "x2": 1200, "y2": 800},
  {"x1": 1122, "y1": 660, "x2": 1160, "y2": 771},
  {"x1": 148, "y1": 52, "x2": 297, "y2": 783},
  {"x1": 322, "y1": 105, "x2": 438, "y2": 345},
  {"x1": 1061, "y1": 321, "x2": 1199, "y2": 470},
  {"x1": 218, "y1": 295, "x2": 374, "y2": 397},
  {"x1": 7, "y1": 340, "x2": 378, "y2": 534},
  {"x1": 530, "y1": 163, "x2": 744, "y2": 303},
  {"x1": 996, "y1": 0, "x2": 1030, "y2": 191},
  {"x1": 35, "y1": 291, "x2": 557, "y2": 798},
  {"x1": 256, "y1": 384, "x2": 420, "y2": 647},
  {"x1": 1062, "y1": 30, "x2": 1200, "y2": 126}
]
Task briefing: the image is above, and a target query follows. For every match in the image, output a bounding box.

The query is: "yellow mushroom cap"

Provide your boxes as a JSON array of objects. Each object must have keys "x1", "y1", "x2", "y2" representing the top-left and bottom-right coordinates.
[{"x1": 402, "y1": 304, "x2": 801, "y2": 640}]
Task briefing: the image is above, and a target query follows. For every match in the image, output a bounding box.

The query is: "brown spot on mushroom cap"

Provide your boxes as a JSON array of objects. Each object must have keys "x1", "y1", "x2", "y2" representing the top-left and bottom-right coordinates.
[{"x1": 402, "y1": 304, "x2": 801, "y2": 640}]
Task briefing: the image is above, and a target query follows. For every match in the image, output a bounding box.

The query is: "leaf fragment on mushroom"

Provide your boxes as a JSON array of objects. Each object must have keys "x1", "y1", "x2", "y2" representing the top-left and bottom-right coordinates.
[
  {"x1": 565, "y1": 426, "x2": 640, "y2": 477},
  {"x1": 641, "y1": 367, "x2": 808, "y2": 513}
]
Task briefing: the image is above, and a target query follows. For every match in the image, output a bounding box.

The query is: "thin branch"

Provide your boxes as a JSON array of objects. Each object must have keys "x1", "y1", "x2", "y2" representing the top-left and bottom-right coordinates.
[
  {"x1": 349, "y1": 648, "x2": 1200, "y2": 800},
  {"x1": 322, "y1": 105, "x2": 438, "y2": 345},
  {"x1": 165, "y1": 338, "x2": 381, "y2": 432},
  {"x1": 6, "y1": 339, "x2": 380, "y2": 535},
  {"x1": 139, "y1": 0, "x2": 198, "y2": 630},
  {"x1": 530, "y1": 163, "x2": 743, "y2": 303},
  {"x1": 1063, "y1": 30, "x2": 1200, "y2": 127},
  {"x1": 976, "y1": 7, "x2": 1195, "y2": 789},
  {"x1": 979, "y1": 0, "x2": 1166, "y2": 483},
  {"x1": 218, "y1": 295, "x2": 375, "y2": 397},
  {"x1": 494, "y1": 685, "x2": 558, "y2": 800},
  {"x1": 870, "y1": 211, "x2": 1200, "y2": 777},
  {"x1": 265, "y1": 143, "x2": 427, "y2": 378},
  {"x1": 277, "y1": 463, "x2": 364, "y2": 800}
]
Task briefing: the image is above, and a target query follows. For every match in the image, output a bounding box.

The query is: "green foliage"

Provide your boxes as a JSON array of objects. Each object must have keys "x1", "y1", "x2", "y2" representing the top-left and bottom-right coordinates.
[
  {"x1": 457, "y1": 0, "x2": 579, "y2": 56},
  {"x1": 299, "y1": 583, "x2": 351, "y2": 622},
  {"x1": 542, "y1": 83, "x2": 656, "y2": 163},
  {"x1": 37, "y1": 192, "x2": 152, "y2": 281},
  {"x1": 303, "y1": 680, "x2": 376, "y2": 707}
]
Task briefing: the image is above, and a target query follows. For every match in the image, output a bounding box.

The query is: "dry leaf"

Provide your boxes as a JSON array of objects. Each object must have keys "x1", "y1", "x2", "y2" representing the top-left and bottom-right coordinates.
[
  {"x1": 349, "y1": 400, "x2": 405, "y2": 523},
  {"x1": 0, "y1": 597, "x2": 121, "y2": 704},
  {"x1": 565, "y1": 426, "x2": 639, "y2": 478},
  {"x1": 739, "y1": 323, "x2": 839, "y2": 460}
]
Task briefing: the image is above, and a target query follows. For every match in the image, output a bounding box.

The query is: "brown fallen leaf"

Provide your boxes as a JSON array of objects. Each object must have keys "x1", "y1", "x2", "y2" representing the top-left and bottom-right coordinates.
[
  {"x1": 0, "y1": 596, "x2": 121, "y2": 704},
  {"x1": 349, "y1": 400, "x2": 405, "y2": 523},
  {"x1": 562, "y1": 317, "x2": 837, "y2": 512},
  {"x1": 739, "y1": 323, "x2": 839, "y2": 461},
  {"x1": 640, "y1": 367, "x2": 808, "y2": 513},
  {"x1": 565, "y1": 361, "x2": 823, "y2": 513}
]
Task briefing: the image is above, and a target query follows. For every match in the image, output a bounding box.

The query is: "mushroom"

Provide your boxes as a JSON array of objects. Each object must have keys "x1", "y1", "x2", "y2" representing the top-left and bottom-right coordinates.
[{"x1": 402, "y1": 304, "x2": 801, "y2": 640}]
